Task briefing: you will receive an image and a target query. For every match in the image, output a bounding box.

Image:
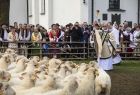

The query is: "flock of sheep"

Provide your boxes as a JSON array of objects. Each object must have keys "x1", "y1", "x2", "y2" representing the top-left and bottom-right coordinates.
[{"x1": 0, "y1": 49, "x2": 111, "y2": 95}]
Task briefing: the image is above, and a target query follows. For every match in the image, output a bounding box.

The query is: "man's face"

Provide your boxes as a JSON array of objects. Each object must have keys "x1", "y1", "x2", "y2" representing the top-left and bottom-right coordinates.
[
  {"x1": 27, "y1": 25, "x2": 31, "y2": 29},
  {"x1": 2, "y1": 25, "x2": 7, "y2": 30},
  {"x1": 102, "y1": 25, "x2": 107, "y2": 30},
  {"x1": 19, "y1": 24, "x2": 22, "y2": 28}
]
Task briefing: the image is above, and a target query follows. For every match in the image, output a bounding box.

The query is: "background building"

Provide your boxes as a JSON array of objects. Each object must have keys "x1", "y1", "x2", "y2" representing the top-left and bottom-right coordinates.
[{"x1": 0, "y1": 0, "x2": 140, "y2": 29}]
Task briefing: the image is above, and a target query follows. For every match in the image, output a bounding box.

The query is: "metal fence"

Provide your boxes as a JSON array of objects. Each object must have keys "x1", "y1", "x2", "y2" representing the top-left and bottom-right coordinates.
[{"x1": 0, "y1": 41, "x2": 140, "y2": 60}]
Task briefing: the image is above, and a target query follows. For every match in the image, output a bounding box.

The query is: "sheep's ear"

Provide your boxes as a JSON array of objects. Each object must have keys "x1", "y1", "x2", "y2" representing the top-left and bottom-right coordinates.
[
  {"x1": 4, "y1": 84, "x2": 9, "y2": 90},
  {"x1": 31, "y1": 74, "x2": 39, "y2": 80},
  {"x1": 21, "y1": 72, "x2": 27, "y2": 76},
  {"x1": 19, "y1": 77, "x2": 24, "y2": 80},
  {"x1": 16, "y1": 58, "x2": 20, "y2": 63},
  {"x1": 35, "y1": 70, "x2": 41, "y2": 74},
  {"x1": 5, "y1": 56, "x2": 10, "y2": 63},
  {"x1": 0, "y1": 83, "x2": 3, "y2": 89},
  {"x1": 94, "y1": 69, "x2": 99, "y2": 77},
  {"x1": 83, "y1": 71, "x2": 87, "y2": 75}
]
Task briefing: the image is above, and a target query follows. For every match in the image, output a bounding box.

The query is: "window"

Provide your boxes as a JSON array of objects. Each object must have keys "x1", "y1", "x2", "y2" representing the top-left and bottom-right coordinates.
[
  {"x1": 28, "y1": 0, "x2": 32, "y2": 17},
  {"x1": 40, "y1": 0, "x2": 45, "y2": 15},
  {"x1": 109, "y1": 0, "x2": 120, "y2": 10},
  {"x1": 102, "y1": 14, "x2": 108, "y2": 20}
]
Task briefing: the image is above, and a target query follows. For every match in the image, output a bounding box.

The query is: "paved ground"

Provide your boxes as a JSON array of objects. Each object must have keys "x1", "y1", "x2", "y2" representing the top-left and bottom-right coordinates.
[{"x1": 108, "y1": 61, "x2": 140, "y2": 95}]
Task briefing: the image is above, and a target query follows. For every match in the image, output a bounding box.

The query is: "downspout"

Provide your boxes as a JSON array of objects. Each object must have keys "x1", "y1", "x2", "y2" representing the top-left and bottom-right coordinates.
[
  {"x1": 91, "y1": 0, "x2": 94, "y2": 23},
  {"x1": 27, "y1": 0, "x2": 29, "y2": 24},
  {"x1": 138, "y1": 0, "x2": 140, "y2": 24}
]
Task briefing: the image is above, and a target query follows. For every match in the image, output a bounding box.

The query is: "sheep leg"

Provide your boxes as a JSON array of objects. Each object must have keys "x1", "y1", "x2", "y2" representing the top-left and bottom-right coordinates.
[
  {"x1": 95, "y1": 86, "x2": 102, "y2": 95},
  {"x1": 105, "y1": 88, "x2": 110, "y2": 95}
]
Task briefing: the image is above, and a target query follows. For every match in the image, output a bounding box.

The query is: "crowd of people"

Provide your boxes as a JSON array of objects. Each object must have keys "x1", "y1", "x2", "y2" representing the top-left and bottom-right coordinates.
[{"x1": 0, "y1": 21, "x2": 140, "y2": 60}]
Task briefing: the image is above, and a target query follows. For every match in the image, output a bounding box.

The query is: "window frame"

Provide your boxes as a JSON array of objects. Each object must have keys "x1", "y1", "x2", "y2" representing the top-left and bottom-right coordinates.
[
  {"x1": 109, "y1": 0, "x2": 120, "y2": 10},
  {"x1": 40, "y1": 0, "x2": 45, "y2": 15}
]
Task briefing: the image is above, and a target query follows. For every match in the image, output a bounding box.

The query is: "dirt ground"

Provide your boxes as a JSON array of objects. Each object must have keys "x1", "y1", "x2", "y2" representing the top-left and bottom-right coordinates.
[{"x1": 108, "y1": 62, "x2": 140, "y2": 95}]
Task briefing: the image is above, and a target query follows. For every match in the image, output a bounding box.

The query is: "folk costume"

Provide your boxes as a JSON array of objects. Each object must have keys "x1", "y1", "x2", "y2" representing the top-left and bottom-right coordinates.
[
  {"x1": 49, "y1": 30, "x2": 60, "y2": 58},
  {"x1": 94, "y1": 29, "x2": 116, "y2": 70},
  {"x1": 31, "y1": 32, "x2": 42, "y2": 56},
  {"x1": 7, "y1": 31, "x2": 19, "y2": 51},
  {"x1": 131, "y1": 30, "x2": 140, "y2": 56}
]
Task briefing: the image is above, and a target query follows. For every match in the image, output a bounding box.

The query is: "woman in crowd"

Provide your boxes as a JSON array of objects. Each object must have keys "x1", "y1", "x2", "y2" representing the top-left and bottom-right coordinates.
[
  {"x1": 131, "y1": 25, "x2": 140, "y2": 56},
  {"x1": 49, "y1": 24, "x2": 60, "y2": 58},
  {"x1": 31, "y1": 27, "x2": 42, "y2": 56},
  {"x1": 7, "y1": 26, "x2": 19, "y2": 52}
]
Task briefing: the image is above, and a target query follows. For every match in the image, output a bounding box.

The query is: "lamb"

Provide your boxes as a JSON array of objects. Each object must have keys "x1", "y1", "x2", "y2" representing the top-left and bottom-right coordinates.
[
  {"x1": 48, "y1": 58, "x2": 63, "y2": 70},
  {"x1": 89, "y1": 61, "x2": 111, "y2": 95},
  {"x1": 2, "y1": 83, "x2": 16, "y2": 95},
  {"x1": 0, "y1": 70, "x2": 11, "y2": 82},
  {"x1": 8, "y1": 55, "x2": 25, "y2": 70},
  {"x1": 23, "y1": 60, "x2": 36, "y2": 74},
  {"x1": 94, "y1": 67, "x2": 111, "y2": 95},
  {"x1": 4, "y1": 49, "x2": 16, "y2": 54},
  {"x1": 12, "y1": 72, "x2": 38, "y2": 95},
  {"x1": 38, "y1": 56, "x2": 49, "y2": 66},
  {"x1": 75, "y1": 67, "x2": 97, "y2": 95},
  {"x1": 33, "y1": 76, "x2": 78, "y2": 95},
  {"x1": 0, "y1": 54, "x2": 11, "y2": 70},
  {"x1": 10, "y1": 57, "x2": 29, "y2": 73},
  {"x1": 26, "y1": 75, "x2": 56, "y2": 94}
]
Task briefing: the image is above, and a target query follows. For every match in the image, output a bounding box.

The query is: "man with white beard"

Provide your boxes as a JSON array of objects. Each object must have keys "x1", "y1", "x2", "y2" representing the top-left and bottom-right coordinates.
[{"x1": 111, "y1": 22, "x2": 122, "y2": 64}]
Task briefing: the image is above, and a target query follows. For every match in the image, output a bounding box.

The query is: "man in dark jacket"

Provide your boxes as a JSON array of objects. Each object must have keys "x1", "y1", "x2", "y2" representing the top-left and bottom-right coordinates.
[{"x1": 70, "y1": 22, "x2": 83, "y2": 57}]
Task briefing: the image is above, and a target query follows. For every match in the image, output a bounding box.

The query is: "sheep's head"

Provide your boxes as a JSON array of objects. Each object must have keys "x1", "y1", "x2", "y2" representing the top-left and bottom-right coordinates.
[
  {"x1": 84, "y1": 67, "x2": 99, "y2": 77},
  {"x1": 78, "y1": 63, "x2": 88, "y2": 72},
  {"x1": 32, "y1": 56, "x2": 40, "y2": 62},
  {"x1": 2, "y1": 54, "x2": 11, "y2": 64},
  {"x1": 88, "y1": 61, "x2": 99, "y2": 68},
  {"x1": 0, "y1": 71, "x2": 11, "y2": 82},
  {"x1": 65, "y1": 77, "x2": 78, "y2": 93},
  {"x1": 0, "y1": 83, "x2": 4, "y2": 95},
  {"x1": 19, "y1": 72, "x2": 39, "y2": 81},
  {"x1": 15, "y1": 56, "x2": 25, "y2": 63},
  {"x1": 44, "y1": 75, "x2": 56, "y2": 87},
  {"x1": 5, "y1": 49, "x2": 15, "y2": 54}
]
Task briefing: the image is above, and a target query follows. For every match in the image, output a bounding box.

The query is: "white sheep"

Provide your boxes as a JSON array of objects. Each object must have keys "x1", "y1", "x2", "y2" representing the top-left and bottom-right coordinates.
[
  {"x1": 2, "y1": 83, "x2": 16, "y2": 95},
  {"x1": 95, "y1": 67, "x2": 111, "y2": 95},
  {"x1": 26, "y1": 75, "x2": 56, "y2": 94},
  {"x1": 75, "y1": 67, "x2": 97, "y2": 95},
  {"x1": 32, "y1": 76, "x2": 78, "y2": 95},
  {"x1": 0, "y1": 54, "x2": 11, "y2": 70},
  {"x1": 10, "y1": 57, "x2": 29, "y2": 73},
  {"x1": 88, "y1": 61, "x2": 111, "y2": 95},
  {"x1": 12, "y1": 72, "x2": 38, "y2": 95},
  {"x1": 0, "y1": 70, "x2": 11, "y2": 82}
]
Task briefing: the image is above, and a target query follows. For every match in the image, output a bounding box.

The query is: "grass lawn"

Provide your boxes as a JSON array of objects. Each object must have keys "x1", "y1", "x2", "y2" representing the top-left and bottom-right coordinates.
[
  {"x1": 109, "y1": 61, "x2": 140, "y2": 95},
  {"x1": 75, "y1": 60, "x2": 140, "y2": 95}
]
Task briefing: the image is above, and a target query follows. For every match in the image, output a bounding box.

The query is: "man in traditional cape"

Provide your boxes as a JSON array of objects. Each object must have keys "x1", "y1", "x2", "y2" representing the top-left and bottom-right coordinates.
[{"x1": 94, "y1": 23, "x2": 116, "y2": 70}]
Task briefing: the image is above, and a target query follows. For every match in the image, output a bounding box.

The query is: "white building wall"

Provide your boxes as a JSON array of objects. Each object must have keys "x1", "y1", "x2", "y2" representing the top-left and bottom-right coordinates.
[
  {"x1": 94, "y1": 0, "x2": 138, "y2": 24},
  {"x1": 39, "y1": 0, "x2": 53, "y2": 29},
  {"x1": 29, "y1": 0, "x2": 39, "y2": 25},
  {"x1": 52, "y1": 0, "x2": 81, "y2": 26},
  {"x1": 121, "y1": 0, "x2": 138, "y2": 23},
  {"x1": 80, "y1": 0, "x2": 92, "y2": 24},
  {"x1": 9, "y1": 0, "x2": 27, "y2": 25}
]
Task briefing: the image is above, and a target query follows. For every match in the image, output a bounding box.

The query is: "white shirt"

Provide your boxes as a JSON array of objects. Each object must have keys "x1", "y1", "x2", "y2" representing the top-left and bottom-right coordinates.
[
  {"x1": 112, "y1": 27, "x2": 120, "y2": 45},
  {"x1": 4, "y1": 29, "x2": 8, "y2": 40}
]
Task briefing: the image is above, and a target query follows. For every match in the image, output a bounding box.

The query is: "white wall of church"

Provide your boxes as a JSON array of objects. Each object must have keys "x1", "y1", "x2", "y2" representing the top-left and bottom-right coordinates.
[
  {"x1": 9, "y1": 0, "x2": 27, "y2": 25},
  {"x1": 39, "y1": 0, "x2": 53, "y2": 29},
  {"x1": 52, "y1": 0, "x2": 81, "y2": 26},
  {"x1": 94, "y1": 0, "x2": 138, "y2": 24}
]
